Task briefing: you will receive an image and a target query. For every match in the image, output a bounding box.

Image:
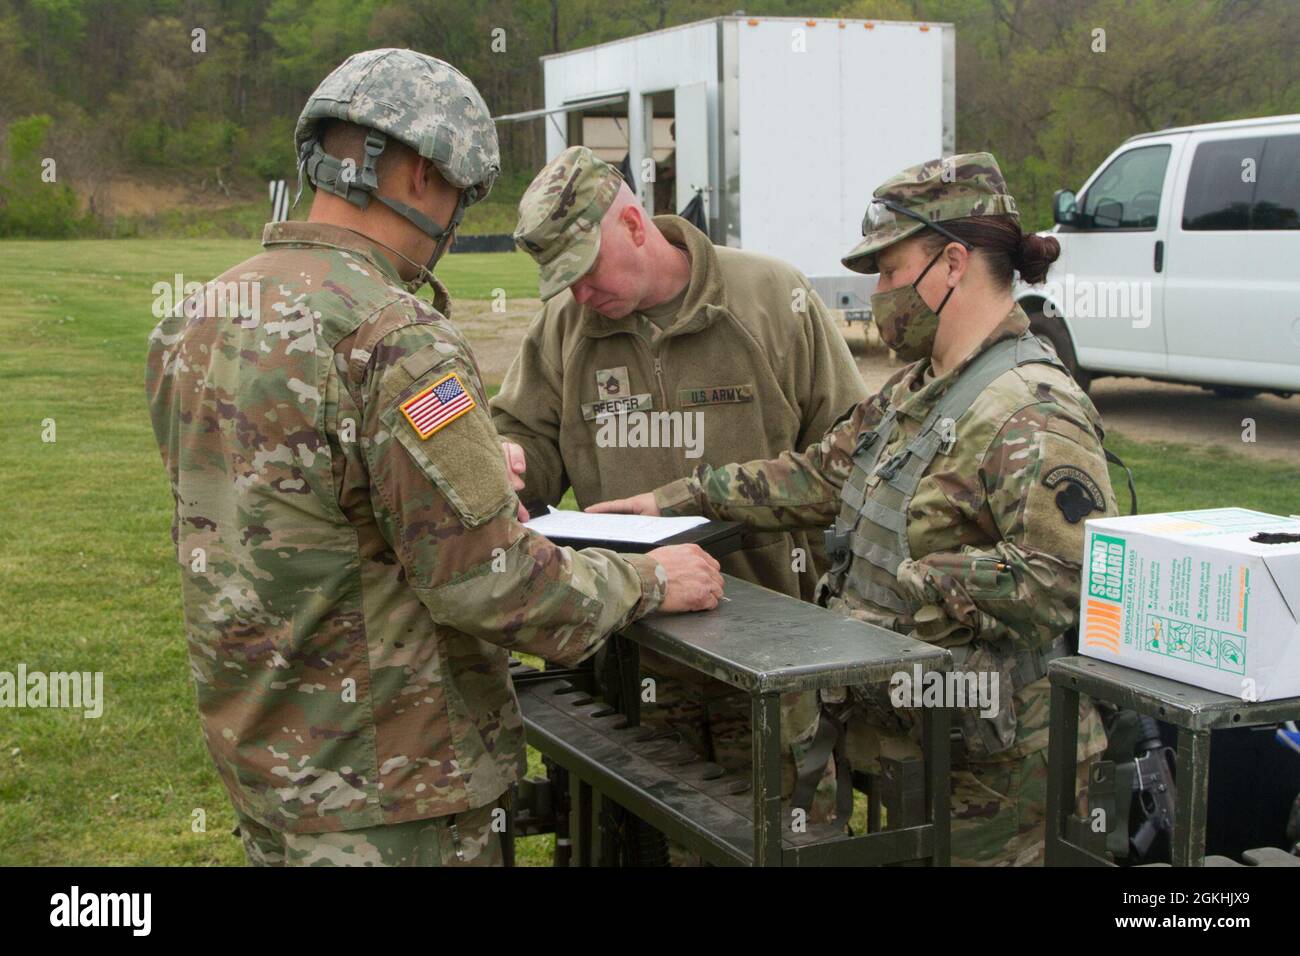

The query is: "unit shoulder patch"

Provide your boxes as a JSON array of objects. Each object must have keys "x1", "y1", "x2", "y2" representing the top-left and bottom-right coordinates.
[{"x1": 1043, "y1": 464, "x2": 1105, "y2": 523}]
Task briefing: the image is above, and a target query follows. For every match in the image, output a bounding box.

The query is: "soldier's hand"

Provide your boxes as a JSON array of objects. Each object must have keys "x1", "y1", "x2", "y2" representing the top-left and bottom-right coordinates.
[
  {"x1": 647, "y1": 544, "x2": 724, "y2": 613},
  {"x1": 586, "y1": 492, "x2": 660, "y2": 516},
  {"x1": 501, "y1": 441, "x2": 530, "y2": 522},
  {"x1": 502, "y1": 441, "x2": 527, "y2": 491}
]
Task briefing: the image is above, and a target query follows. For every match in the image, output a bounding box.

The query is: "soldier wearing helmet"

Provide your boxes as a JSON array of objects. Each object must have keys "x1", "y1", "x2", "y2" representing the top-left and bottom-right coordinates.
[
  {"x1": 145, "y1": 49, "x2": 724, "y2": 867},
  {"x1": 292, "y1": 49, "x2": 501, "y2": 286},
  {"x1": 592, "y1": 153, "x2": 1118, "y2": 865}
]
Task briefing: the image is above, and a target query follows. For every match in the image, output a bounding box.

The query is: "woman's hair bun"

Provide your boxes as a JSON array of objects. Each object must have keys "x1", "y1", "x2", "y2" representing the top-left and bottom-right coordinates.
[{"x1": 1016, "y1": 232, "x2": 1061, "y2": 284}]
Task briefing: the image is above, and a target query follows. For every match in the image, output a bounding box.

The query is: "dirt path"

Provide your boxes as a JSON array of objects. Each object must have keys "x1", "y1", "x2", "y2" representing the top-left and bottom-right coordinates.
[
  {"x1": 453, "y1": 296, "x2": 543, "y2": 383},
  {"x1": 460, "y1": 306, "x2": 1300, "y2": 467},
  {"x1": 1083, "y1": 378, "x2": 1300, "y2": 465},
  {"x1": 842, "y1": 327, "x2": 1300, "y2": 466}
]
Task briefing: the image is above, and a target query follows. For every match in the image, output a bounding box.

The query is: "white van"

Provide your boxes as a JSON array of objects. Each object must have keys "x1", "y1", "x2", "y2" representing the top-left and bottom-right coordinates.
[{"x1": 1017, "y1": 114, "x2": 1300, "y2": 399}]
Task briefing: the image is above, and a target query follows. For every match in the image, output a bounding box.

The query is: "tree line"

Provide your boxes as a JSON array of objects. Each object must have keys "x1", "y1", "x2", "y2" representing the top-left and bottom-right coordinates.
[{"x1": 0, "y1": 0, "x2": 1295, "y2": 237}]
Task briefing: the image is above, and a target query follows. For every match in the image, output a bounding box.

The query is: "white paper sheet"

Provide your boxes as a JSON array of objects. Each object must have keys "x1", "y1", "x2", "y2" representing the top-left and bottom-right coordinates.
[{"x1": 523, "y1": 506, "x2": 709, "y2": 545}]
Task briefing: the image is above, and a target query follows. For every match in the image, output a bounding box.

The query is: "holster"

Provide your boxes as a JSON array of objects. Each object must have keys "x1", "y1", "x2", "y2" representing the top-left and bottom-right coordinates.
[
  {"x1": 949, "y1": 641, "x2": 1019, "y2": 758},
  {"x1": 947, "y1": 634, "x2": 1069, "y2": 759},
  {"x1": 817, "y1": 526, "x2": 852, "y2": 608}
]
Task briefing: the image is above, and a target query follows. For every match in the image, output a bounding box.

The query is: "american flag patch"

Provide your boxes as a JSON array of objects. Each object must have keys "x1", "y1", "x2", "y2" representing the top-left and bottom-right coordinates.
[{"x1": 399, "y1": 372, "x2": 476, "y2": 439}]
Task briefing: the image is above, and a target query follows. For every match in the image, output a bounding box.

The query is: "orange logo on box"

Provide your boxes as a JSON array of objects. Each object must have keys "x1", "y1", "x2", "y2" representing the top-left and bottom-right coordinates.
[
  {"x1": 1142, "y1": 519, "x2": 1208, "y2": 534},
  {"x1": 1083, "y1": 598, "x2": 1122, "y2": 652},
  {"x1": 1237, "y1": 566, "x2": 1247, "y2": 632}
]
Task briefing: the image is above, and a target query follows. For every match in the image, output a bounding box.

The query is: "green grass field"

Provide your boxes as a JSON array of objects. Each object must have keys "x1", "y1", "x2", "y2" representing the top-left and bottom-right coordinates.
[
  {"x1": 0, "y1": 240, "x2": 541, "y2": 865},
  {"x1": 2, "y1": 238, "x2": 1298, "y2": 865},
  {"x1": 96, "y1": 169, "x2": 532, "y2": 240}
]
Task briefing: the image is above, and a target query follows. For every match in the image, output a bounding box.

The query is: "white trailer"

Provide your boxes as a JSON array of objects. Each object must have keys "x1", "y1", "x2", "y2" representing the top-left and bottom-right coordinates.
[{"x1": 514, "y1": 15, "x2": 955, "y2": 311}]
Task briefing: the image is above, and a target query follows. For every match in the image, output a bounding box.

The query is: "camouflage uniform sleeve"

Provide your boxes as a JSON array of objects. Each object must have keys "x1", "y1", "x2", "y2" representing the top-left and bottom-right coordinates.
[
  {"x1": 896, "y1": 402, "x2": 1119, "y2": 650},
  {"x1": 488, "y1": 308, "x2": 569, "y2": 506},
  {"x1": 359, "y1": 322, "x2": 666, "y2": 666},
  {"x1": 654, "y1": 397, "x2": 876, "y2": 530},
  {"x1": 791, "y1": 286, "x2": 869, "y2": 449},
  {"x1": 145, "y1": 313, "x2": 184, "y2": 550}
]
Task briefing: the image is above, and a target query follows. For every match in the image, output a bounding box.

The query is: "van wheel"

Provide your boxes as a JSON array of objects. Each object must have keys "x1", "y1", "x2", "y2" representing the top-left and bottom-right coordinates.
[
  {"x1": 1210, "y1": 386, "x2": 1261, "y2": 400},
  {"x1": 1027, "y1": 308, "x2": 1091, "y2": 391}
]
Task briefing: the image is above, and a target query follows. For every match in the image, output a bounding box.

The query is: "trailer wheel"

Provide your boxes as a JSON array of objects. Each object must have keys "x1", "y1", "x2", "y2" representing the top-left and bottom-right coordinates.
[{"x1": 1027, "y1": 307, "x2": 1090, "y2": 392}]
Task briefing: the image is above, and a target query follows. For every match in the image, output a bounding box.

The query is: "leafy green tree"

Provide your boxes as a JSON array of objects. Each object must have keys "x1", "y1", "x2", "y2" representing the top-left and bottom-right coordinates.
[
  {"x1": 0, "y1": 115, "x2": 83, "y2": 237},
  {"x1": 0, "y1": 0, "x2": 1295, "y2": 236}
]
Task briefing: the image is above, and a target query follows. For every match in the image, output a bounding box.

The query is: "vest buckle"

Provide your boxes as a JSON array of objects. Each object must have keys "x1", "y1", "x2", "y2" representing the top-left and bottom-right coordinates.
[
  {"x1": 824, "y1": 527, "x2": 851, "y2": 565},
  {"x1": 875, "y1": 451, "x2": 908, "y2": 481}
]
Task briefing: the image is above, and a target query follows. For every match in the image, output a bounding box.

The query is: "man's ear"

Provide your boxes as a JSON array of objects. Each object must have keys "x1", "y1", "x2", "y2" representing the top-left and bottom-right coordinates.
[
  {"x1": 619, "y1": 203, "x2": 648, "y2": 247},
  {"x1": 410, "y1": 156, "x2": 435, "y2": 199},
  {"x1": 408, "y1": 156, "x2": 460, "y2": 226}
]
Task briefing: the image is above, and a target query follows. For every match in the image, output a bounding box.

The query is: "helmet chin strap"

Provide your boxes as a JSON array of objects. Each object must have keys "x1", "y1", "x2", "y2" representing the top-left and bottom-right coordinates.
[
  {"x1": 375, "y1": 190, "x2": 467, "y2": 281},
  {"x1": 297, "y1": 129, "x2": 467, "y2": 287},
  {"x1": 347, "y1": 230, "x2": 446, "y2": 295}
]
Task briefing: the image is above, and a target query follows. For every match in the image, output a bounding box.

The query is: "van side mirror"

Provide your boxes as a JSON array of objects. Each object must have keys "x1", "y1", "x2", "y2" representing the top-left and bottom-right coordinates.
[{"x1": 1053, "y1": 189, "x2": 1078, "y2": 226}]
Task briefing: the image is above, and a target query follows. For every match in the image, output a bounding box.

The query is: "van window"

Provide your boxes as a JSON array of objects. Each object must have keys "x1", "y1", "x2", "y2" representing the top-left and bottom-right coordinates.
[
  {"x1": 1079, "y1": 144, "x2": 1170, "y2": 229},
  {"x1": 1253, "y1": 134, "x2": 1300, "y2": 229},
  {"x1": 1183, "y1": 137, "x2": 1264, "y2": 229},
  {"x1": 1183, "y1": 134, "x2": 1300, "y2": 230}
]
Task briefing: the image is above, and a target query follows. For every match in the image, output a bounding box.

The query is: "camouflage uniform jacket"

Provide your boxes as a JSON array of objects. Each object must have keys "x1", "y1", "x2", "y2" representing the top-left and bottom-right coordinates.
[
  {"x1": 655, "y1": 305, "x2": 1115, "y2": 760},
  {"x1": 146, "y1": 221, "x2": 665, "y2": 833},
  {"x1": 491, "y1": 215, "x2": 867, "y2": 604}
]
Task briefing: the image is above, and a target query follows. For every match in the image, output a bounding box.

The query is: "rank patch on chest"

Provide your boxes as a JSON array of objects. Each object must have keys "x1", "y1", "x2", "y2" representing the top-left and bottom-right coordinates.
[
  {"x1": 678, "y1": 383, "x2": 754, "y2": 407},
  {"x1": 596, "y1": 366, "x2": 631, "y2": 400},
  {"x1": 399, "y1": 372, "x2": 475, "y2": 440}
]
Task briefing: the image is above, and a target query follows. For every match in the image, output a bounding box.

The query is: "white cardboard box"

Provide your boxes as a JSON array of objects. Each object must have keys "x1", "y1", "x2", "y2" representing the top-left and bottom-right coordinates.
[{"x1": 1078, "y1": 508, "x2": 1300, "y2": 701}]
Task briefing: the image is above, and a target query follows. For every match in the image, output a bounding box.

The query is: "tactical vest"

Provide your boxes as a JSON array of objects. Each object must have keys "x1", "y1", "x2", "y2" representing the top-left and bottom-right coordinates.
[{"x1": 822, "y1": 331, "x2": 1074, "y2": 756}]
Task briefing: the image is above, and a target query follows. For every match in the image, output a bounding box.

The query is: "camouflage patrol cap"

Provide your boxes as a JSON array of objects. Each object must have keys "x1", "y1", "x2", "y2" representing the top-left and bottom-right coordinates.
[
  {"x1": 842, "y1": 152, "x2": 1019, "y2": 274},
  {"x1": 514, "y1": 146, "x2": 625, "y2": 301},
  {"x1": 295, "y1": 48, "x2": 499, "y2": 206}
]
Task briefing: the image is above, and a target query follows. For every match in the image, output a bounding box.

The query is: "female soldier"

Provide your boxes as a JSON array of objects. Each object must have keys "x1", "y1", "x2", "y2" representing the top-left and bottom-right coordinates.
[{"x1": 589, "y1": 153, "x2": 1116, "y2": 865}]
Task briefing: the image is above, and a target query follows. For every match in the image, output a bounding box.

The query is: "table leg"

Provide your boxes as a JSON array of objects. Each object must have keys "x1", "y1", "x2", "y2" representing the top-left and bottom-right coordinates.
[
  {"x1": 1045, "y1": 680, "x2": 1080, "y2": 866},
  {"x1": 922, "y1": 705, "x2": 951, "y2": 866},
  {"x1": 591, "y1": 789, "x2": 606, "y2": 866},
  {"x1": 501, "y1": 784, "x2": 516, "y2": 868},
  {"x1": 1172, "y1": 728, "x2": 1211, "y2": 867},
  {"x1": 569, "y1": 773, "x2": 592, "y2": 867},
  {"x1": 752, "y1": 691, "x2": 783, "y2": 866}
]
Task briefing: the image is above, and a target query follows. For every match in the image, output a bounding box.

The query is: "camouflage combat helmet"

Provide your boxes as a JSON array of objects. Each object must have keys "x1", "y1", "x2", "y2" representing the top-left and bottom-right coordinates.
[
  {"x1": 842, "y1": 152, "x2": 1018, "y2": 274},
  {"x1": 294, "y1": 48, "x2": 500, "y2": 249},
  {"x1": 514, "y1": 146, "x2": 625, "y2": 301}
]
